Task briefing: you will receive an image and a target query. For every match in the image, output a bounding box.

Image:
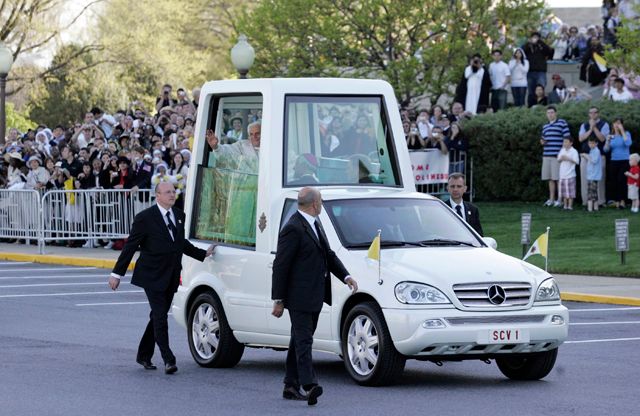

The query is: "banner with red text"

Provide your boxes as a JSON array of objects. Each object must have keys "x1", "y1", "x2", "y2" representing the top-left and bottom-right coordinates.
[{"x1": 409, "y1": 150, "x2": 449, "y2": 184}]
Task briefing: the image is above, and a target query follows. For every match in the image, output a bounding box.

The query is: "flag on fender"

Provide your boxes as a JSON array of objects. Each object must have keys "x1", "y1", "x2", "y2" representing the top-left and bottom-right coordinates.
[
  {"x1": 523, "y1": 230, "x2": 549, "y2": 260},
  {"x1": 367, "y1": 230, "x2": 381, "y2": 261}
]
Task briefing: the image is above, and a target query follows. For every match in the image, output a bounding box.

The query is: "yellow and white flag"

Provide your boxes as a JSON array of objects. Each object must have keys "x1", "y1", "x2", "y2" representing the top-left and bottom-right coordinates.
[
  {"x1": 367, "y1": 230, "x2": 381, "y2": 261},
  {"x1": 593, "y1": 53, "x2": 607, "y2": 73},
  {"x1": 523, "y1": 230, "x2": 549, "y2": 261}
]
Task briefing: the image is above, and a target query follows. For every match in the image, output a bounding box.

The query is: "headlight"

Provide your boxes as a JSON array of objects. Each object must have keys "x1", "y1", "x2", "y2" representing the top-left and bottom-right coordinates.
[
  {"x1": 394, "y1": 282, "x2": 451, "y2": 305},
  {"x1": 535, "y1": 278, "x2": 560, "y2": 302}
]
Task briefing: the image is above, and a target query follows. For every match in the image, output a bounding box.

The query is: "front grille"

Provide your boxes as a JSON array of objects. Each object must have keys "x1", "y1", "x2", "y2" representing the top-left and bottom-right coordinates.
[
  {"x1": 453, "y1": 282, "x2": 532, "y2": 307},
  {"x1": 445, "y1": 315, "x2": 546, "y2": 326}
]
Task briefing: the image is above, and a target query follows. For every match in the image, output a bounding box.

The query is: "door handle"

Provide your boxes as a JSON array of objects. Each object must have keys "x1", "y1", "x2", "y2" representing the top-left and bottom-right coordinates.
[{"x1": 267, "y1": 262, "x2": 273, "y2": 269}]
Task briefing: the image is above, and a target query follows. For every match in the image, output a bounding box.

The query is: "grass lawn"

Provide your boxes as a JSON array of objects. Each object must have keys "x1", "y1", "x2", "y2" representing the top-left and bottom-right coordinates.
[{"x1": 477, "y1": 202, "x2": 640, "y2": 277}]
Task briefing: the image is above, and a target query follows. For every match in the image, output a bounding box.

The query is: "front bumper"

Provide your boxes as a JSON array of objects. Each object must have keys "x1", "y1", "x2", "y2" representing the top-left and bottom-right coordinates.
[{"x1": 383, "y1": 305, "x2": 569, "y2": 357}]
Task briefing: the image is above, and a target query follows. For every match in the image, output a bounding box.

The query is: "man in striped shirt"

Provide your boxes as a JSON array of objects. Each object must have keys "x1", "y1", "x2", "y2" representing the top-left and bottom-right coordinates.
[{"x1": 541, "y1": 106, "x2": 571, "y2": 207}]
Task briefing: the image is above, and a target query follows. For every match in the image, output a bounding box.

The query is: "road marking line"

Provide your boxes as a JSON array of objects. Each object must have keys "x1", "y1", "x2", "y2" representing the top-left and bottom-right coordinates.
[
  {"x1": 0, "y1": 282, "x2": 130, "y2": 288},
  {"x1": 76, "y1": 301, "x2": 148, "y2": 306},
  {"x1": 0, "y1": 274, "x2": 131, "y2": 280},
  {"x1": 565, "y1": 337, "x2": 640, "y2": 344},
  {"x1": 0, "y1": 261, "x2": 32, "y2": 265},
  {"x1": 570, "y1": 321, "x2": 640, "y2": 326},
  {"x1": 569, "y1": 307, "x2": 640, "y2": 312},
  {"x1": 0, "y1": 290, "x2": 143, "y2": 298},
  {"x1": 0, "y1": 267, "x2": 97, "y2": 272}
]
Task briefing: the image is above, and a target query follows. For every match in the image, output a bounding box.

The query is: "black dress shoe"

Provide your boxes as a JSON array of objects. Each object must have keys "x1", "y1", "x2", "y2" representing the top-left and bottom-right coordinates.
[
  {"x1": 165, "y1": 363, "x2": 178, "y2": 374},
  {"x1": 136, "y1": 358, "x2": 157, "y2": 370},
  {"x1": 282, "y1": 385, "x2": 307, "y2": 401},
  {"x1": 306, "y1": 385, "x2": 323, "y2": 406}
]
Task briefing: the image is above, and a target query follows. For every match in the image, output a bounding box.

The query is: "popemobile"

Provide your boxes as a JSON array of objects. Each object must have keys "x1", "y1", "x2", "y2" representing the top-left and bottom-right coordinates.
[{"x1": 171, "y1": 77, "x2": 569, "y2": 386}]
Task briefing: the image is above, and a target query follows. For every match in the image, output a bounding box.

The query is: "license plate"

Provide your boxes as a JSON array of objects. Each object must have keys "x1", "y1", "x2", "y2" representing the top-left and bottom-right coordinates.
[{"x1": 481, "y1": 328, "x2": 530, "y2": 344}]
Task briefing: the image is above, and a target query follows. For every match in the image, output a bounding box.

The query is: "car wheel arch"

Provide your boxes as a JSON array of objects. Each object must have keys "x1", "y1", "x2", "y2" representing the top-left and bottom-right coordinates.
[{"x1": 339, "y1": 292, "x2": 379, "y2": 341}]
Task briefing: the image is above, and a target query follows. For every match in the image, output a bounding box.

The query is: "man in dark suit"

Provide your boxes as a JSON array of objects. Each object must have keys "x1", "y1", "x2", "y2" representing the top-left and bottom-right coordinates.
[
  {"x1": 272, "y1": 187, "x2": 358, "y2": 406},
  {"x1": 108, "y1": 182, "x2": 214, "y2": 374},
  {"x1": 447, "y1": 172, "x2": 483, "y2": 236}
]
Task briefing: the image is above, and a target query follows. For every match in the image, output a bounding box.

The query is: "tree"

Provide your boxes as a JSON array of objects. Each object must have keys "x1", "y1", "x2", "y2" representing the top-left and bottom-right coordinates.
[
  {"x1": 28, "y1": 44, "x2": 121, "y2": 127},
  {"x1": 604, "y1": 6, "x2": 640, "y2": 75},
  {"x1": 94, "y1": 0, "x2": 252, "y2": 108},
  {"x1": 0, "y1": 0, "x2": 104, "y2": 96},
  {"x1": 238, "y1": 0, "x2": 547, "y2": 107}
]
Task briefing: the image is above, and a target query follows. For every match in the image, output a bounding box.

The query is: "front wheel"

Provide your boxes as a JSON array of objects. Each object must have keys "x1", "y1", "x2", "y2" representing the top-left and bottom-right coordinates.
[
  {"x1": 496, "y1": 348, "x2": 558, "y2": 380},
  {"x1": 341, "y1": 301, "x2": 406, "y2": 386},
  {"x1": 187, "y1": 291, "x2": 244, "y2": 368}
]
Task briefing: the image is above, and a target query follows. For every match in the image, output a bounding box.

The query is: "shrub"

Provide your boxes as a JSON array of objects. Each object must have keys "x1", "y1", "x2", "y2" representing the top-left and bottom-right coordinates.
[{"x1": 463, "y1": 100, "x2": 640, "y2": 201}]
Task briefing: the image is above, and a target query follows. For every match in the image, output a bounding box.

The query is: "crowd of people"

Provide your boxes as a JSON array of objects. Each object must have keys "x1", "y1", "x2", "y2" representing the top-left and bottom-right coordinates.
[
  {"x1": 0, "y1": 85, "x2": 214, "y2": 246},
  {"x1": 540, "y1": 105, "x2": 638, "y2": 213}
]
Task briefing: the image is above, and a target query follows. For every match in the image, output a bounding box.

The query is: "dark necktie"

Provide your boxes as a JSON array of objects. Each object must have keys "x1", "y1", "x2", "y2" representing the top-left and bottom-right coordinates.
[
  {"x1": 455, "y1": 205, "x2": 463, "y2": 218},
  {"x1": 314, "y1": 220, "x2": 327, "y2": 251},
  {"x1": 166, "y1": 211, "x2": 177, "y2": 240}
]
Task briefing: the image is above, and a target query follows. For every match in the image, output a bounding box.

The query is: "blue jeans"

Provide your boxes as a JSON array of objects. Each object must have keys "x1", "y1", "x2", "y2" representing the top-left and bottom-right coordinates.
[
  {"x1": 491, "y1": 89, "x2": 508, "y2": 112},
  {"x1": 511, "y1": 86, "x2": 527, "y2": 107},
  {"x1": 527, "y1": 71, "x2": 547, "y2": 106}
]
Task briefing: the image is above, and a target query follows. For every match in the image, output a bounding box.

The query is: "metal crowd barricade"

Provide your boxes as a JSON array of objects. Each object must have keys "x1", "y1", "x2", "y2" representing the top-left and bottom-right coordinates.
[
  {"x1": 413, "y1": 150, "x2": 473, "y2": 202},
  {"x1": 40, "y1": 189, "x2": 155, "y2": 252},
  {"x1": 0, "y1": 189, "x2": 42, "y2": 243}
]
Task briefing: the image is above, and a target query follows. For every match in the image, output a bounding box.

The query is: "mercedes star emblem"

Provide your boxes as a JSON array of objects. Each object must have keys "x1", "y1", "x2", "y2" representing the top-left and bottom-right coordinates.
[{"x1": 487, "y1": 285, "x2": 507, "y2": 305}]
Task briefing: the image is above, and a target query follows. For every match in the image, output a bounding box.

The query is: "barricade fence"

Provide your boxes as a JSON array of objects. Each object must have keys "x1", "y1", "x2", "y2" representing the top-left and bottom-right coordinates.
[
  {"x1": 0, "y1": 189, "x2": 42, "y2": 242},
  {"x1": 0, "y1": 189, "x2": 154, "y2": 253},
  {"x1": 411, "y1": 149, "x2": 473, "y2": 201}
]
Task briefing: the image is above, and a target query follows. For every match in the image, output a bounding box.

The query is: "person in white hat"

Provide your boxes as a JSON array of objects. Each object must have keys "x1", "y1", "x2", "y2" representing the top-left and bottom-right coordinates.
[{"x1": 25, "y1": 155, "x2": 50, "y2": 190}]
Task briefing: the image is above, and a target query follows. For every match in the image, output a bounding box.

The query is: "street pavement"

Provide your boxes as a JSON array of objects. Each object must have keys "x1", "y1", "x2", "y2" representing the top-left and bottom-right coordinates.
[
  {"x1": 0, "y1": 261, "x2": 639, "y2": 416},
  {"x1": 1, "y1": 242, "x2": 639, "y2": 305}
]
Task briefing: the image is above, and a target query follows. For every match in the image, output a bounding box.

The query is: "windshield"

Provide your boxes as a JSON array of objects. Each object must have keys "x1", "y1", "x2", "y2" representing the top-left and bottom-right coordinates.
[{"x1": 324, "y1": 198, "x2": 482, "y2": 248}]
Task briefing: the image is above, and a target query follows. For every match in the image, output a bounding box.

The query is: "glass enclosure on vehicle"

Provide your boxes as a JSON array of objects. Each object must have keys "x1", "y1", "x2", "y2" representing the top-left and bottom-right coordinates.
[
  {"x1": 192, "y1": 95, "x2": 262, "y2": 248},
  {"x1": 324, "y1": 198, "x2": 482, "y2": 248},
  {"x1": 284, "y1": 96, "x2": 401, "y2": 187}
]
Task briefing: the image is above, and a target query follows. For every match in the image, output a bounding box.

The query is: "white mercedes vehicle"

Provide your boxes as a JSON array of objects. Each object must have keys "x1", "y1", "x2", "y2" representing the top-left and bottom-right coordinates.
[{"x1": 172, "y1": 78, "x2": 569, "y2": 386}]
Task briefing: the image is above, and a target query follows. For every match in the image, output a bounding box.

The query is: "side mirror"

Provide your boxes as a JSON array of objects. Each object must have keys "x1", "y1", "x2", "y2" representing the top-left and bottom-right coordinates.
[{"x1": 482, "y1": 237, "x2": 497, "y2": 250}]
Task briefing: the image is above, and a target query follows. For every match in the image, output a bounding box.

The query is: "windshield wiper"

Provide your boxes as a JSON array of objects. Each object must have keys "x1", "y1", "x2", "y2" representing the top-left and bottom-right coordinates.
[
  {"x1": 346, "y1": 240, "x2": 423, "y2": 249},
  {"x1": 417, "y1": 239, "x2": 477, "y2": 247}
]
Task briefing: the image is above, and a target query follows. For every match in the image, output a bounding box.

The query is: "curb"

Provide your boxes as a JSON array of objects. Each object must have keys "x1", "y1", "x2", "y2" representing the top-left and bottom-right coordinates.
[
  {"x1": 0, "y1": 252, "x2": 135, "y2": 271},
  {"x1": 562, "y1": 292, "x2": 640, "y2": 306}
]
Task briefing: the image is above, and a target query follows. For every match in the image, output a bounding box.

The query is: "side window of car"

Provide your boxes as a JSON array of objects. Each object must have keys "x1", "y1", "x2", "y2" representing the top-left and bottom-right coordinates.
[
  {"x1": 280, "y1": 199, "x2": 298, "y2": 232},
  {"x1": 192, "y1": 95, "x2": 263, "y2": 248}
]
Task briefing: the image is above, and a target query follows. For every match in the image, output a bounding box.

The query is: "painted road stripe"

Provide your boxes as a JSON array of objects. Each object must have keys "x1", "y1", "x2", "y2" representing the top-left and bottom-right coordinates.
[
  {"x1": 0, "y1": 290, "x2": 143, "y2": 298},
  {"x1": 570, "y1": 321, "x2": 640, "y2": 326},
  {"x1": 0, "y1": 282, "x2": 130, "y2": 288},
  {"x1": 76, "y1": 301, "x2": 148, "y2": 306},
  {"x1": 0, "y1": 267, "x2": 98, "y2": 273},
  {"x1": 0, "y1": 262, "x2": 32, "y2": 265},
  {"x1": 0, "y1": 274, "x2": 131, "y2": 280},
  {"x1": 565, "y1": 337, "x2": 640, "y2": 344},
  {"x1": 569, "y1": 307, "x2": 640, "y2": 312}
]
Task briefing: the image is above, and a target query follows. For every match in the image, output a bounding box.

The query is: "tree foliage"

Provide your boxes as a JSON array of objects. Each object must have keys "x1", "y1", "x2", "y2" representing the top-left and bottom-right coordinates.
[
  {"x1": 238, "y1": 0, "x2": 547, "y2": 107},
  {"x1": 6, "y1": 102, "x2": 36, "y2": 132},
  {"x1": 94, "y1": 0, "x2": 250, "y2": 108},
  {"x1": 605, "y1": 7, "x2": 640, "y2": 75},
  {"x1": 0, "y1": 0, "x2": 103, "y2": 96},
  {"x1": 28, "y1": 44, "x2": 122, "y2": 127}
]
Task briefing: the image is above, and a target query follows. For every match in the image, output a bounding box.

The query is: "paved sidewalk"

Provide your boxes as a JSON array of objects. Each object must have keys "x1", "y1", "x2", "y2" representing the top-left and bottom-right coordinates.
[{"x1": 1, "y1": 242, "x2": 639, "y2": 305}]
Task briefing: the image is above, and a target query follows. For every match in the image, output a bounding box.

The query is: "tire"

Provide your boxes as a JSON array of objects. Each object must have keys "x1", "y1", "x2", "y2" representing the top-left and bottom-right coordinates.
[
  {"x1": 496, "y1": 348, "x2": 558, "y2": 380},
  {"x1": 187, "y1": 291, "x2": 244, "y2": 368},
  {"x1": 341, "y1": 301, "x2": 406, "y2": 386}
]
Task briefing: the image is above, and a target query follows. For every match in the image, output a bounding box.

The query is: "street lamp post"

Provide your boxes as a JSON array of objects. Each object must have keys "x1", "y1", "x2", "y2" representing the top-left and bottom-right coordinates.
[
  {"x1": 230, "y1": 34, "x2": 255, "y2": 79},
  {"x1": 0, "y1": 42, "x2": 14, "y2": 146}
]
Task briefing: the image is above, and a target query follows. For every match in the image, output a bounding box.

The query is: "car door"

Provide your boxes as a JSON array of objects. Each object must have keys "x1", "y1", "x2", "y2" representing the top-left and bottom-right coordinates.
[{"x1": 267, "y1": 198, "x2": 333, "y2": 341}]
